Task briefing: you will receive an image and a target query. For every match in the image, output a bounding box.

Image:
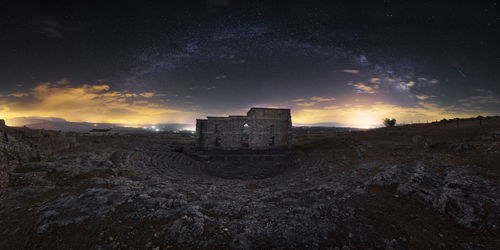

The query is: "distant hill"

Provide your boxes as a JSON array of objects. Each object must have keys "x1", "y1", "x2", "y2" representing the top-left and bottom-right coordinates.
[
  {"x1": 7, "y1": 117, "x2": 67, "y2": 125},
  {"x1": 293, "y1": 122, "x2": 347, "y2": 127},
  {"x1": 4, "y1": 117, "x2": 192, "y2": 132},
  {"x1": 292, "y1": 126, "x2": 363, "y2": 137}
]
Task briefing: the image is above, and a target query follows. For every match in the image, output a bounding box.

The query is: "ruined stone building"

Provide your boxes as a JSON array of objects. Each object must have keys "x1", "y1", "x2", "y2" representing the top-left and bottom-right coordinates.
[{"x1": 196, "y1": 108, "x2": 292, "y2": 149}]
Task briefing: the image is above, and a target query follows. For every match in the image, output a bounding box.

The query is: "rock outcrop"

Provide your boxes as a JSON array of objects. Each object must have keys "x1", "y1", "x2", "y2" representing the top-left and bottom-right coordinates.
[
  {"x1": 368, "y1": 161, "x2": 500, "y2": 230},
  {"x1": 1, "y1": 121, "x2": 500, "y2": 249},
  {"x1": 0, "y1": 127, "x2": 77, "y2": 189}
]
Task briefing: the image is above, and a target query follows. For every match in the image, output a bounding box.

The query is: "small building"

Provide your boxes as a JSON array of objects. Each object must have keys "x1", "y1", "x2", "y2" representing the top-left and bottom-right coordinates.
[
  {"x1": 89, "y1": 128, "x2": 115, "y2": 136},
  {"x1": 196, "y1": 108, "x2": 292, "y2": 149}
]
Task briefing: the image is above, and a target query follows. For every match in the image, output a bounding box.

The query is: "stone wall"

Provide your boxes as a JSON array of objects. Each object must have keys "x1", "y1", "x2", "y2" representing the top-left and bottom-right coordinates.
[
  {"x1": 0, "y1": 126, "x2": 77, "y2": 188},
  {"x1": 196, "y1": 108, "x2": 292, "y2": 149}
]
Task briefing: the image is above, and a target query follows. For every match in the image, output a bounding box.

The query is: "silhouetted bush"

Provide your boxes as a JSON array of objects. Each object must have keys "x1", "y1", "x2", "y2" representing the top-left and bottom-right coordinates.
[
  {"x1": 477, "y1": 115, "x2": 484, "y2": 126},
  {"x1": 383, "y1": 118, "x2": 396, "y2": 127}
]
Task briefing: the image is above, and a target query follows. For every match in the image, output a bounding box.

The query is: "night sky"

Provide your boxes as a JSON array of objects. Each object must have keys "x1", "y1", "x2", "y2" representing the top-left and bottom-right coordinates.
[{"x1": 1, "y1": 0, "x2": 499, "y2": 128}]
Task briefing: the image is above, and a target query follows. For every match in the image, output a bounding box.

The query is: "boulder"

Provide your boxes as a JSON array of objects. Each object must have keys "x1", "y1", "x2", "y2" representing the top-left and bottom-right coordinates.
[
  {"x1": 412, "y1": 135, "x2": 423, "y2": 144},
  {"x1": 450, "y1": 143, "x2": 474, "y2": 152},
  {"x1": 350, "y1": 144, "x2": 367, "y2": 157},
  {"x1": 474, "y1": 135, "x2": 493, "y2": 141},
  {"x1": 1, "y1": 131, "x2": 7, "y2": 143},
  {"x1": 490, "y1": 131, "x2": 500, "y2": 139},
  {"x1": 369, "y1": 162, "x2": 500, "y2": 229}
]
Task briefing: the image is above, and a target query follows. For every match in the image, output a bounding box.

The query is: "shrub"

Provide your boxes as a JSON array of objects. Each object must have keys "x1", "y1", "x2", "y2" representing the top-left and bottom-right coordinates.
[{"x1": 383, "y1": 118, "x2": 396, "y2": 127}]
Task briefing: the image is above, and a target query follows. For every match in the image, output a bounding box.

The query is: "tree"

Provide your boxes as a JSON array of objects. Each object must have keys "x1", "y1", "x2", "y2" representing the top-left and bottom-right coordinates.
[
  {"x1": 477, "y1": 115, "x2": 484, "y2": 127},
  {"x1": 383, "y1": 118, "x2": 396, "y2": 127}
]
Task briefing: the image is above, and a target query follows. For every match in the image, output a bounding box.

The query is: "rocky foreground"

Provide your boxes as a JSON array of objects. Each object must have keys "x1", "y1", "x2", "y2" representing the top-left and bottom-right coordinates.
[{"x1": 1, "y1": 119, "x2": 500, "y2": 249}]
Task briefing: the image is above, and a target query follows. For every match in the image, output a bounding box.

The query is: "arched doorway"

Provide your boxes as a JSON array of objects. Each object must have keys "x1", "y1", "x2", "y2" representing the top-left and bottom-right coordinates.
[{"x1": 241, "y1": 123, "x2": 250, "y2": 147}]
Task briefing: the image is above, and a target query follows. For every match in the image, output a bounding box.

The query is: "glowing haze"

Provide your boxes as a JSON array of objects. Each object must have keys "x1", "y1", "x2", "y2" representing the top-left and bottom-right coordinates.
[
  {"x1": 1, "y1": 80, "x2": 192, "y2": 126},
  {"x1": 0, "y1": 79, "x2": 493, "y2": 128}
]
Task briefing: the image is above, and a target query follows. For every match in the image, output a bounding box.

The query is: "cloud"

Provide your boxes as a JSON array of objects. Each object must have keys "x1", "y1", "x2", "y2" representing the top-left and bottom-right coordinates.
[
  {"x1": 341, "y1": 69, "x2": 360, "y2": 74},
  {"x1": 215, "y1": 75, "x2": 226, "y2": 80},
  {"x1": 9, "y1": 92, "x2": 30, "y2": 98},
  {"x1": 310, "y1": 96, "x2": 336, "y2": 102},
  {"x1": 233, "y1": 59, "x2": 246, "y2": 64},
  {"x1": 416, "y1": 77, "x2": 439, "y2": 85},
  {"x1": 41, "y1": 20, "x2": 64, "y2": 39},
  {"x1": 0, "y1": 80, "x2": 192, "y2": 125},
  {"x1": 353, "y1": 55, "x2": 369, "y2": 66},
  {"x1": 348, "y1": 82, "x2": 377, "y2": 94},
  {"x1": 207, "y1": 86, "x2": 217, "y2": 90},
  {"x1": 458, "y1": 95, "x2": 500, "y2": 105},
  {"x1": 55, "y1": 78, "x2": 70, "y2": 85},
  {"x1": 416, "y1": 95, "x2": 430, "y2": 100},
  {"x1": 296, "y1": 102, "x2": 316, "y2": 107},
  {"x1": 140, "y1": 92, "x2": 156, "y2": 98},
  {"x1": 393, "y1": 82, "x2": 411, "y2": 92},
  {"x1": 292, "y1": 101, "x2": 488, "y2": 128},
  {"x1": 293, "y1": 96, "x2": 336, "y2": 106},
  {"x1": 473, "y1": 89, "x2": 493, "y2": 94},
  {"x1": 362, "y1": 67, "x2": 439, "y2": 96}
]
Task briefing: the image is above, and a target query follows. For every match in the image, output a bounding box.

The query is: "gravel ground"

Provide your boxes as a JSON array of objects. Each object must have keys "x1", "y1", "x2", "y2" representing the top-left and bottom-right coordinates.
[{"x1": 1, "y1": 121, "x2": 500, "y2": 249}]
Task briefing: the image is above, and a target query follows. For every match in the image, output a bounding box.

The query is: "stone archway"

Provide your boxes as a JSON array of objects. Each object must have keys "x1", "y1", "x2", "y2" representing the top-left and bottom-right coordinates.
[{"x1": 241, "y1": 123, "x2": 250, "y2": 147}]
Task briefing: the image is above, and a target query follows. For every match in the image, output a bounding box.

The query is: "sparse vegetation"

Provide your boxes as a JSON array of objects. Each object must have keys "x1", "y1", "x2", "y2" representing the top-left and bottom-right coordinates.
[
  {"x1": 478, "y1": 115, "x2": 484, "y2": 126},
  {"x1": 383, "y1": 118, "x2": 396, "y2": 127}
]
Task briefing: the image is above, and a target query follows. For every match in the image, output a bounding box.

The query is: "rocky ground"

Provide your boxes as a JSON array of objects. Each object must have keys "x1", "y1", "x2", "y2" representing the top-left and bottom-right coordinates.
[{"x1": 1, "y1": 118, "x2": 500, "y2": 249}]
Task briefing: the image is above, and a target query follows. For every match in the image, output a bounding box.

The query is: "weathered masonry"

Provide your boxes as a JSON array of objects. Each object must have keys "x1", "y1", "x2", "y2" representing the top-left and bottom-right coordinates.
[{"x1": 196, "y1": 108, "x2": 292, "y2": 149}]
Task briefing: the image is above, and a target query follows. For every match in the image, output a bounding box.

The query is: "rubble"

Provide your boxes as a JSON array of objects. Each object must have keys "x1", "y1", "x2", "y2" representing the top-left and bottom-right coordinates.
[
  {"x1": 450, "y1": 143, "x2": 475, "y2": 152},
  {"x1": 0, "y1": 123, "x2": 499, "y2": 249},
  {"x1": 369, "y1": 161, "x2": 500, "y2": 229}
]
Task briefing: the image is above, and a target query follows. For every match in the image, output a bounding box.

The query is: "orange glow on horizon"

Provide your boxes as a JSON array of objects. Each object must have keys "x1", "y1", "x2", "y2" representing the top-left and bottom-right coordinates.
[
  {"x1": 1, "y1": 80, "x2": 495, "y2": 129},
  {"x1": 0, "y1": 80, "x2": 195, "y2": 126},
  {"x1": 291, "y1": 100, "x2": 490, "y2": 128}
]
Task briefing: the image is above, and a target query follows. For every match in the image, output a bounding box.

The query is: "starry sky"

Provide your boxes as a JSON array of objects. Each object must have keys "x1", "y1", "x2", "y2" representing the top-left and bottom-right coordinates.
[{"x1": 1, "y1": 0, "x2": 499, "y2": 128}]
